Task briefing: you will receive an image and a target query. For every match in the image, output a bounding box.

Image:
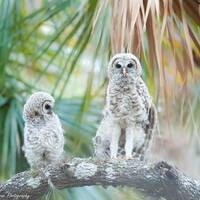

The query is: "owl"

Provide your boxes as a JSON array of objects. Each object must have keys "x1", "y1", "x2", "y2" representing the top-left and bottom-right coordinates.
[
  {"x1": 93, "y1": 53, "x2": 156, "y2": 159},
  {"x1": 23, "y1": 92, "x2": 64, "y2": 169}
]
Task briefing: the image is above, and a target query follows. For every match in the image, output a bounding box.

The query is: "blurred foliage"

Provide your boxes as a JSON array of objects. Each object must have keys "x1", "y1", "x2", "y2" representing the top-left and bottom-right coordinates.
[{"x1": 0, "y1": 0, "x2": 200, "y2": 199}]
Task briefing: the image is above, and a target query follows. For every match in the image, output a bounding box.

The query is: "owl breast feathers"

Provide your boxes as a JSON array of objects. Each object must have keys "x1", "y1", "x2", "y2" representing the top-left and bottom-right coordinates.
[
  {"x1": 93, "y1": 53, "x2": 157, "y2": 160},
  {"x1": 23, "y1": 92, "x2": 64, "y2": 169}
]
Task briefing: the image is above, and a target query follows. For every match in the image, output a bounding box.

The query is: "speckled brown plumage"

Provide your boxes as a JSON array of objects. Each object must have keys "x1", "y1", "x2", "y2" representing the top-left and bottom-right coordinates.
[
  {"x1": 23, "y1": 92, "x2": 64, "y2": 169},
  {"x1": 93, "y1": 53, "x2": 157, "y2": 159}
]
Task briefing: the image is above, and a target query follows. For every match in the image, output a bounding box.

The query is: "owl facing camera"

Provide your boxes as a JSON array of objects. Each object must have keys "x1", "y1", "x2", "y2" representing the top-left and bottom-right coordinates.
[{"x1": 94, "y1": 53, "x2": 157, "y2": 160}]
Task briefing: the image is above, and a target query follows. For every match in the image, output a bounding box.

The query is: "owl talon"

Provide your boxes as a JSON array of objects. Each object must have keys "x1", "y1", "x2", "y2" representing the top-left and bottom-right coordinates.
[
  {"x1": 110, "y1": 156, "x2": 117, "y2": 159},
  {"x1": 125, "y1": 156, "x2": 133, "y2": 160},
  {"x1": 31, "y1": 168, "x2": 41, "y2": 178},
  {"x1": 132, "y1": 152, "x2": 139, "y2": 157},
  {"x1": 139, "y1": 154, "x2": 145, "y2": 161}
]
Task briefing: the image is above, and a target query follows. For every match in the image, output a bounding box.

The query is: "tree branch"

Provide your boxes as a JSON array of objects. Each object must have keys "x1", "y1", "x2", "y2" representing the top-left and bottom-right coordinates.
[{"x1": 0, "y1": 158, "x2": 200, "y2": 200}]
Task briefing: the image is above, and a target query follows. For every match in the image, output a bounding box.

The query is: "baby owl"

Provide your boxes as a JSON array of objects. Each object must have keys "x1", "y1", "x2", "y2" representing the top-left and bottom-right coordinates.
[
  {"x1": 23, "y1": 92, "x2": 64, "y2": 169},
  {"x1": 94, "y1": 53, "x2": 156, "y2": 159}
]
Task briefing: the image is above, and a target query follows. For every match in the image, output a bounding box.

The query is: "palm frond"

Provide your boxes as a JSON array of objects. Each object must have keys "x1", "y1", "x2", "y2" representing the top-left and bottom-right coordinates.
[
  {"x1": 0, "y1": 0, "x2": 200, "y2": 199},
  {"x1": 109, "y1": 0, "x2": 200, "y2": 97}
]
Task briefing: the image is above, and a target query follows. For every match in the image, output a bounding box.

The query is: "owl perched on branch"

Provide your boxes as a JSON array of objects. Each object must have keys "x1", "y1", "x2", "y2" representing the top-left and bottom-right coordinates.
[
  {"x1": 23, "y1": 92, "x2": 64, "y2": 169},
  {"x1": 93, "y1": 53, "x2": 157, "y2": 160}
]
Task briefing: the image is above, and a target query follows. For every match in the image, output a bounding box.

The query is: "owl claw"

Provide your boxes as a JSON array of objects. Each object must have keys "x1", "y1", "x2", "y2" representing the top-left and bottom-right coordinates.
[
  {"x1": 125, "y1": 155, "x2": 133, "y2": 160},
  {"x1": 31, "y1": 168, "x2": 41, "y2": 178}
]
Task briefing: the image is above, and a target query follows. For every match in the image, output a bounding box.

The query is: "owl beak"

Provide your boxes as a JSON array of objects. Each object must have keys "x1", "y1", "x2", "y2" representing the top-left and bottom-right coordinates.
[{"x1": 122, "y1": 67, "x2": 128, "y2": 77}]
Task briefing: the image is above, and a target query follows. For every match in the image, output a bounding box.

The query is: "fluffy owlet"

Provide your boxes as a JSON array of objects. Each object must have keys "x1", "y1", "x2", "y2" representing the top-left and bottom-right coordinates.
[
  {"x1": 93, "y1": 53, "x2": 156, "y2": 159},
  {"x1": 23, "y1": 92, "x2": 64, "y2": 169}
]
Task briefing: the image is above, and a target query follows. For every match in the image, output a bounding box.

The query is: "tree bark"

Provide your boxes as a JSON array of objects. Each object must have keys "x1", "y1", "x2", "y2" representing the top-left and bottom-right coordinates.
[{"x1": 0, "y1": 158, "x2": 200, "y2": 200}]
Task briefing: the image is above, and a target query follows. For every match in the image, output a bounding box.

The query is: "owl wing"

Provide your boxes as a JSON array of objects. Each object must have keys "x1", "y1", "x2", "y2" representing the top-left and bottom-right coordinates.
[
  {"x1": 146, "y1": 103, "x2": 156, "y2": 132},
  {"x1": 136, "y1": 77, "x2": 157, "y2": 131},
  {"x1": 136, "y1": 77, "x2": 152, "y2": 112},
  {"x1": 24, "y1": 126, "x2": 41, "y2": 150},
  {"x1": 135, "y1": 78, "x2": 157, "y2": 156}
]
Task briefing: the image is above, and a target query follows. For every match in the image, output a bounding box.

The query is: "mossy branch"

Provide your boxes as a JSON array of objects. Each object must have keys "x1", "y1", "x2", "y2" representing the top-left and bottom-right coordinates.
[{"x1": 0, "y1": 158, "x2": 200, "y2": 200}]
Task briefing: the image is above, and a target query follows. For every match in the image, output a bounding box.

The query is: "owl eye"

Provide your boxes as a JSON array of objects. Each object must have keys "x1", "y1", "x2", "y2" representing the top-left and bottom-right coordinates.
[
  {"x1": 115, "y1": 63, "x2": 121, "y2": 68},
  {"x1": 127, "y1": 63, "x2": 133, "y2": 68},
  {"x1": 42, "y1": 101, "x2": 52, "y2": 114},
  {"x1": 45, "y1": 104, "x2": 51, "y2": 110},
  {"x1": 34, "y1": 111, "x2": 39, "y2": 116}
]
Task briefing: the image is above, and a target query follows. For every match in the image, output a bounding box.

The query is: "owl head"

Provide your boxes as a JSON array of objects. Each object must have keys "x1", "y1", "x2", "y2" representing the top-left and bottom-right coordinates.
[
  {"x1": 108, "y1": 53, "x2": 142, "y2": 81},
  {"x1": 23, "y1": 92, "x2": 55, "y2": 123}
]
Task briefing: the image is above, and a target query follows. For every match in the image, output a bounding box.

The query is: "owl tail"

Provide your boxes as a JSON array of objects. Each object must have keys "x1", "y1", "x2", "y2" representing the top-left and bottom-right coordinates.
[{"x1": 41, "y1": 177, "x2": 60, "y2": 199}]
